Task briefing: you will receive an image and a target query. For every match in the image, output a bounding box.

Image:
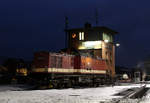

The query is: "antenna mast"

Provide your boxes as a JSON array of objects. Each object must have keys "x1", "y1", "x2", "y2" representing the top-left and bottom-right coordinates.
[{"x1": 95, "y1": 8, "x2": 98, "y2": 26}]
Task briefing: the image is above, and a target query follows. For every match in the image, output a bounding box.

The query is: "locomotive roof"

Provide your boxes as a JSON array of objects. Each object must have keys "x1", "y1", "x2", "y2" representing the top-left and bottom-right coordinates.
[
  {"x1": 34, "y1": 51, "x2": 74, "y2": 56},
  {"x1": 35, "y1": 51, "x2": 105, "y2": 61}
]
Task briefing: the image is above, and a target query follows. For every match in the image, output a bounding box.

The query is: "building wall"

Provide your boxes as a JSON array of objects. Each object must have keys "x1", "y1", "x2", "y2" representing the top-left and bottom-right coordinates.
[{"x1": 102, "y1": 42, "x2": 115, "y2": 77}]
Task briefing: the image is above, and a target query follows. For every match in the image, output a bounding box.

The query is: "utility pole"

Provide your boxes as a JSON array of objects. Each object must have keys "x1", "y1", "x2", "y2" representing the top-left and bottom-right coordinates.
[{"x1": 65, "y1": 16, "x2": 69, "y2": 48}]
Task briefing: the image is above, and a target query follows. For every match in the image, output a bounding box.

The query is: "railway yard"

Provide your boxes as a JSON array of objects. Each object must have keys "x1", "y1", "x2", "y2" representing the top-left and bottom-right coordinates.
[{"x1": 0, "y1": 83, "x2": 150, "y2": 103}]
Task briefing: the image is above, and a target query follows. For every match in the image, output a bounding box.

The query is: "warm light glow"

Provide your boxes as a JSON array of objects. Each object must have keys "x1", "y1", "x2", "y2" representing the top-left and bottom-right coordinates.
[
  {"x1": 104, "y1": 39, "x2": 109, "y2": 43},
  {"x1": 78, "y1": 41, "x2": 102, "y2": 49},
  {"x1": 78, "y1": 46, "x2": 85, "y2": 49},
  {"x1": 72, "y1": 33, "x2": 76, "y2": 38}
]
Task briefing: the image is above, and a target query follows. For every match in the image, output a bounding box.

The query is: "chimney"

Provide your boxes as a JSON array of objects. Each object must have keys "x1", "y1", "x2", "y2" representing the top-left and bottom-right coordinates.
[{"x1": 84, "y1": 22, "x2": 92, "y2": 29}]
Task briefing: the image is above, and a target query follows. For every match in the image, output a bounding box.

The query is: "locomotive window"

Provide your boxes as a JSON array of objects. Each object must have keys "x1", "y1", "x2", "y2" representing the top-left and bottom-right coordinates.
[
  {"x1": 56, "y1": 57, "x2": 62, "y2": 68},
  {"x1": 51, "y1": 56, "x2": 56, "y2": 68},
  {"x1": 71, "y1": 57, "x2": 74, "y2": 67},
  {"x1": 37, "y1": 57, "x2": 45, "y2": 61}
]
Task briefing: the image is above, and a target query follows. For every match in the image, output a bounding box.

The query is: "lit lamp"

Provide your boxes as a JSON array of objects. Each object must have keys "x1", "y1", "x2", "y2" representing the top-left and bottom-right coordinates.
[
  {"x1": 116, "y1": 43, "x2": 120, "y2": 47},
  {"x1": 104, "y1": 39, "x2": 109, "y2": 43}
]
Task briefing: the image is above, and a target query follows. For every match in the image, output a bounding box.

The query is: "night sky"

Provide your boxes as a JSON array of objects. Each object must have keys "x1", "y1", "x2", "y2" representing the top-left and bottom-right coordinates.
[{"x1": 0, "y1": 0, "x2": 150, "y2": 67}]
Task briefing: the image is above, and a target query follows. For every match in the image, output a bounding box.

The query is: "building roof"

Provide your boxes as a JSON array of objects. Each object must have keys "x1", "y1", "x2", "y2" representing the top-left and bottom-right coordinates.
[{"x1": 66, "y1": 26, "x2": 118, "y2": 35}]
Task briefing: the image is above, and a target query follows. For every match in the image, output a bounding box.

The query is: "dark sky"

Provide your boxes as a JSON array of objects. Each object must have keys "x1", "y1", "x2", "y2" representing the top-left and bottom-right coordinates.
[{"x1": 0, "y1": 0, "x2": 150, "y2": 67}]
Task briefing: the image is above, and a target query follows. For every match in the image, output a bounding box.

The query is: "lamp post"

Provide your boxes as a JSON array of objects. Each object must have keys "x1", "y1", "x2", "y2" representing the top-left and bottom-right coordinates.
[
  {"x1": 134, "y1": 71, "x2": 141, "y2": 83},
  {"x1": 116, "y1": 43, "x2": 120, "y2": 47},
  {"x1": 115, "y1": 43, "x2": 120, "y2": 84}
]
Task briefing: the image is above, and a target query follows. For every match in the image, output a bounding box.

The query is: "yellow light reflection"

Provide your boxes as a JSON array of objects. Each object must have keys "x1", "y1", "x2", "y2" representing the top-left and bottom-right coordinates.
[{"x1": 78, "y1": 41, "x2": 102, "y2": 50}]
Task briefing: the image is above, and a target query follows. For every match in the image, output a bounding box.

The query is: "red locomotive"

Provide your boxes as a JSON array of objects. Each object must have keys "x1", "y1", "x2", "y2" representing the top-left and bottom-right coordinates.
[{"x1": 31, "y1": 51, "x2": 112, "y2": 88}]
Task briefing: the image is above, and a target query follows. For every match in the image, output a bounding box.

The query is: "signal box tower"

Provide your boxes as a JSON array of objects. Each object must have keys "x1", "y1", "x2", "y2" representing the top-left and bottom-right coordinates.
[{"x1": 66, "y1": 23, "x2": 118, "y2": 77}]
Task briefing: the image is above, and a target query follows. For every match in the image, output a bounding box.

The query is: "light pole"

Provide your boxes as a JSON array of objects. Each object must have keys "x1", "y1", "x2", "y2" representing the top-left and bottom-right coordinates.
[
  {"x1": 134, "y1": 72, "x2": 141, "y2": 83},
  {"x1": 115, "y1": 43, "x2": 120, "y2": 84}
]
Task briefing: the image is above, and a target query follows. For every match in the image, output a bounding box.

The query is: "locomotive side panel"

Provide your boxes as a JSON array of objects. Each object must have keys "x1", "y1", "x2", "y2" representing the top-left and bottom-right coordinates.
[
  {"x1": 33, "y1": 52, "x2": 49, "y2": 68},
  {"x1": 79, "y1": 56, "x2": 107, "y2": 74},
  {"x1": 31, "y1": 52, "x2": 113, "y2": 88},
  {"x1": 33, "y1": 52, "x2": 108, "y2": 75},
  {"x1": 74, "y1": 56, "x2": 81, "y2": 69},
  {"x1": 92, "y1": 59, "x2": 107, "y2": 70},
  {"x1": 62, "y1": 55, "x2": 74, "y2": 69},
  {"x1": 80, "y1": 56, "x2": 92, "y2": 70}
]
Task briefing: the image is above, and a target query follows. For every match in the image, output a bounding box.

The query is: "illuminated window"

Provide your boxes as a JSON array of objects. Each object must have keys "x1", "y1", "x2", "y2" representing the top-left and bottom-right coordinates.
[
  {"x1": 103, "y1": 32, "x2": 113, "y2": 42},
  {"x1": 79, "y1": 32, "x2": 84, "y2": 40},
  {"x1": 79, "y1": 32, "x2": 82, "y2": 40},
  {"x1": 72, "y1": 33, "x2": 76, "y2": 38},
  {"x1": 82, "y1": 32, "x2": 84, "y2": 40},
  {"x1": 78, "y1": 41, "x2": 102, "y2": 49}
]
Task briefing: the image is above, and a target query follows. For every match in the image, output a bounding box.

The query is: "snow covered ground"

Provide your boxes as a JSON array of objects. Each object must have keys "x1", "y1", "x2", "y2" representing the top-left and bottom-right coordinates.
[
  {"x1": 0, "y1": 84, "x2": 146, "y2": 103},
  {"x1": 139, "y1": 84, "x2": 150, "y2": 103}
]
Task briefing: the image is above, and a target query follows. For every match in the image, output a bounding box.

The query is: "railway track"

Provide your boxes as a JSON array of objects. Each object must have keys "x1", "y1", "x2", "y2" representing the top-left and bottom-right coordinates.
[{"x1": 111, "y1": 85, "x2": 147, "y2": 103}]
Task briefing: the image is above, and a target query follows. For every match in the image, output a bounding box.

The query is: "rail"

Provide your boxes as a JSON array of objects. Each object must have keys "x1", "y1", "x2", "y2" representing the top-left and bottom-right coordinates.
[{"x1": 112, "y1": 85, "x2": 146, "y2": 103}]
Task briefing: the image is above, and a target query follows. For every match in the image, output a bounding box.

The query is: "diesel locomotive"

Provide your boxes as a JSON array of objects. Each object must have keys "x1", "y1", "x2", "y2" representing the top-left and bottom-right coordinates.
[{"x1": 31, "y1": 51, "x2": 112, "y2": 88}]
